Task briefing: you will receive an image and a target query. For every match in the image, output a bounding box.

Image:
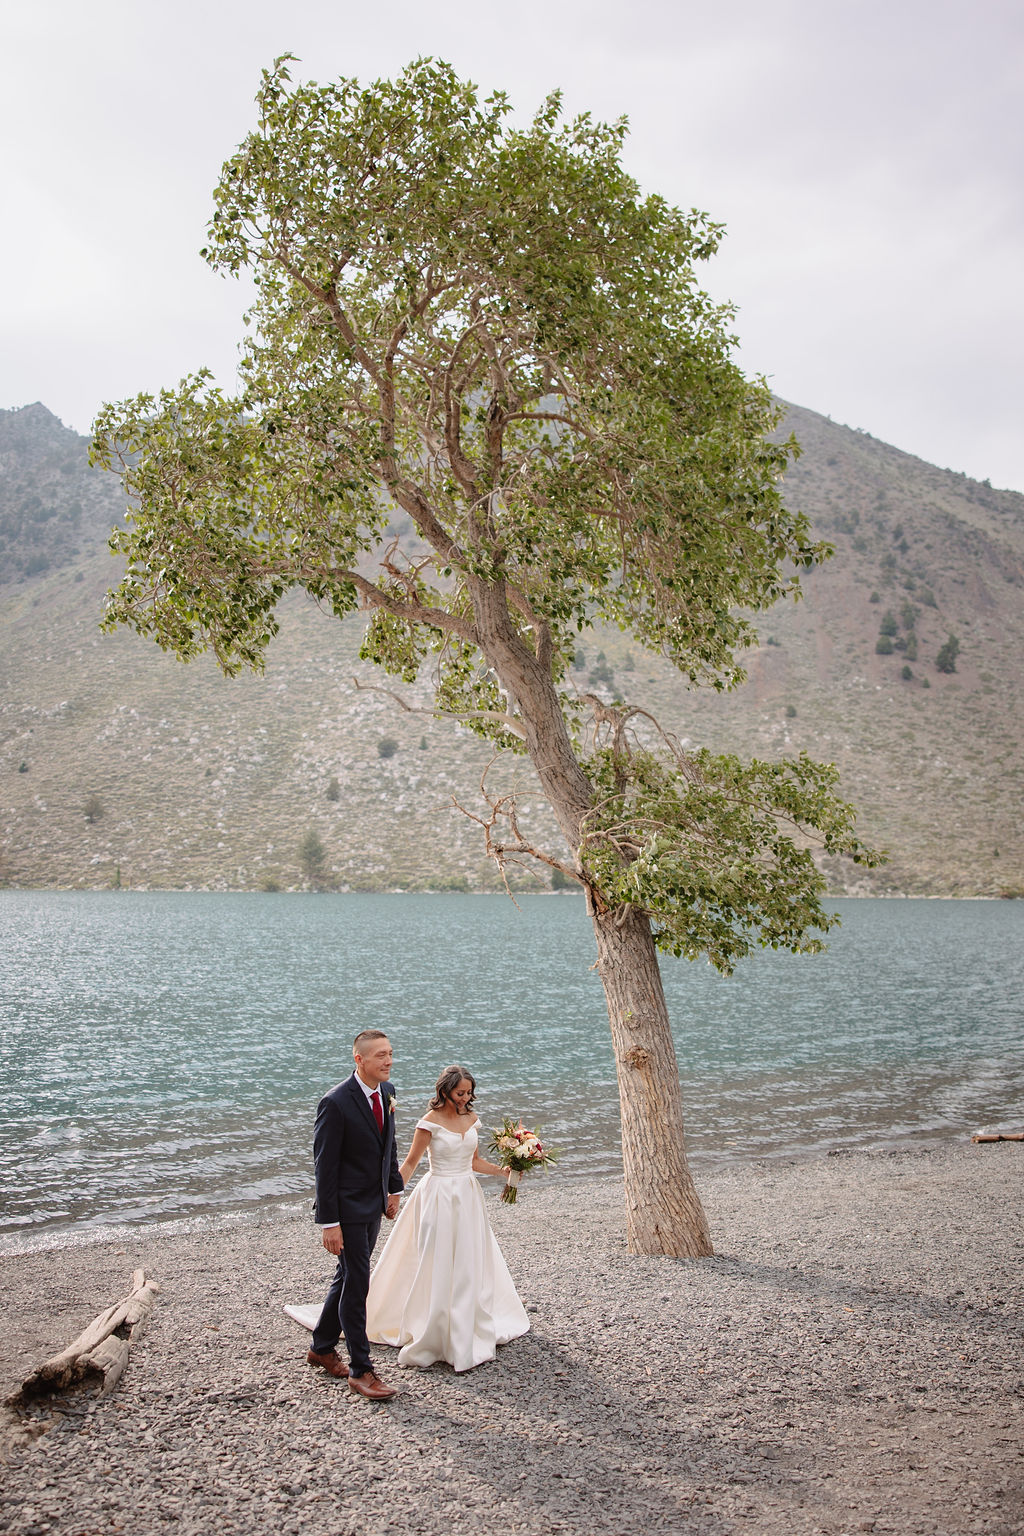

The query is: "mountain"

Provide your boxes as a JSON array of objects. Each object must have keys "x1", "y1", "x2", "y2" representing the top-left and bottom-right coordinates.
[{"x1": 1, "y1": 401, "x2": 1022, "y2": 895}]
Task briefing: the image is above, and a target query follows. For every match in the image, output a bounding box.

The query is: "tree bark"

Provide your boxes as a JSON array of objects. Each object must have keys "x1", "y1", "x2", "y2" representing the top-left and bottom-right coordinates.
[{"x1": 592, "y1": 902, "x2": 714, "y2": 1257}]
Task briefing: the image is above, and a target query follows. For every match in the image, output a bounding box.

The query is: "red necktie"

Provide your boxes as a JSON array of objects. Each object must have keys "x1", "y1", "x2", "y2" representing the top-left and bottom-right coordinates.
[{"x1": 371, "y1": 1089, "x2": 384, "y2": 1132}]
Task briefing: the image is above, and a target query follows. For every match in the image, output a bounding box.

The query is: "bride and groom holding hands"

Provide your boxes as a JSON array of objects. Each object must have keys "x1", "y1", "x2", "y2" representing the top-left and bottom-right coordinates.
[{"x1": 303, "y1": 1029, "x2": 530, "y2": 1400}]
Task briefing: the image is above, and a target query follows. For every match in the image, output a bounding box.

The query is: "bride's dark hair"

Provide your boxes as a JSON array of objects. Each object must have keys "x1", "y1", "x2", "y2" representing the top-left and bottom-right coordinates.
[{"x1": 429, "y1": 1065, "x2": 476, "y2": 1113}]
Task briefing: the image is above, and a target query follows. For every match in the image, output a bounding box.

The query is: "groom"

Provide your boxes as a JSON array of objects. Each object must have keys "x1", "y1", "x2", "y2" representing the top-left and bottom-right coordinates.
[{"x1": 307, "y1": 1029, "x2": 403, "y2": 1401}]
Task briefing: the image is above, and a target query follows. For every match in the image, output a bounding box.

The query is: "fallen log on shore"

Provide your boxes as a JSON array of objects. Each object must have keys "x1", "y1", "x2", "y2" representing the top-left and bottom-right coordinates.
[{"x1": 5, "y1": 1268, "x2": 160, "y2": 1409}]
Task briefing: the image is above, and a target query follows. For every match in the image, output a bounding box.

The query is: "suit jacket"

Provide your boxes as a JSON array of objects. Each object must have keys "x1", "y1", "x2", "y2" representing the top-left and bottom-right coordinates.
[{"x1": 313, "y1": 1073, "x2": 403, "y2": 1227}]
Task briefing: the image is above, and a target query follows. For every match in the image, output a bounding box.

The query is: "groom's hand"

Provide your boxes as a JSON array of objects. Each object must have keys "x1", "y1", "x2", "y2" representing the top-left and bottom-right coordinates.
[
  {"x1": 385, "y1": 1194, "x2": 400, "y2": 1220},
  {"x1": 322, "y1": 1225, "x2": 343, "y2": 1255}
]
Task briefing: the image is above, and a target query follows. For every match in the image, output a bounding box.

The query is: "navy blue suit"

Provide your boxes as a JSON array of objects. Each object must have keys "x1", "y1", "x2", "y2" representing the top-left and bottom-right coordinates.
[{"x1": 311, "y1": 1074, "x2": 403, "y2": 1374}]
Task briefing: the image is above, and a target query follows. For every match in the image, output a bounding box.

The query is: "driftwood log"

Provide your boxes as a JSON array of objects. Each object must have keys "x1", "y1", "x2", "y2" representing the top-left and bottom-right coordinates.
[
  {"x1": 5, "y1": 1268, "x2": 160, "y2": 1409},
  {"x1": 971, "y1": 1131, "x2": 1024, "y2": 1143}
]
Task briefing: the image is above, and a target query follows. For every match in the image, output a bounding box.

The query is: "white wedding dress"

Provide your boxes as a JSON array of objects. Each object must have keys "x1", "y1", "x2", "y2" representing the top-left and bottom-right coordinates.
[{"x1": 365, "y1": 1117, "x2": 530, "y2": 1372}]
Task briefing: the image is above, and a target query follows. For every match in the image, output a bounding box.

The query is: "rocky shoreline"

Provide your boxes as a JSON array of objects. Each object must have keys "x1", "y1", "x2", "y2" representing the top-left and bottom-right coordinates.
[{"x1": 1, "y1": 1143, "x2": 1021, "y2": 1536}]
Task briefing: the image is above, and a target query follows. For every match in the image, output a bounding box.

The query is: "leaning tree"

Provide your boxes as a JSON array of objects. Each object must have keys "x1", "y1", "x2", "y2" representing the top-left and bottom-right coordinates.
[{"x1": 93, "y1": 58, "x2": 878, "y2": 1257}]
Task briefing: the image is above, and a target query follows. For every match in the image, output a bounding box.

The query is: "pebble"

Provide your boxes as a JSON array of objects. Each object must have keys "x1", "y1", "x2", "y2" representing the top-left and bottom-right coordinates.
[{"x1": 0, "y1": 1143, "x2": 1021, "y2": 1535}]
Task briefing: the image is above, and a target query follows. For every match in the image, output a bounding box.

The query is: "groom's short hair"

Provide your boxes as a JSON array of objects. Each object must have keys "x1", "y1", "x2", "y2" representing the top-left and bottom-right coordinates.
[{"x1": 353, "y1": 1028, "x2": 390, "y2": 1056}]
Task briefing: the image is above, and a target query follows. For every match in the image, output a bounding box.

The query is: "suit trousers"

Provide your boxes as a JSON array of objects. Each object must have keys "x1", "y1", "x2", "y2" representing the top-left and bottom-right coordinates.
[{"x1": 311, "y1": 1216, "x2": 382, "y2": 1376}]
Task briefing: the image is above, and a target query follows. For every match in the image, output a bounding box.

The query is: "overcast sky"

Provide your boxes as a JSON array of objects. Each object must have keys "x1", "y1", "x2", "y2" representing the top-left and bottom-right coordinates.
[{"x1": 3, "y1": 0, "x2": 1021, "y2": 490}]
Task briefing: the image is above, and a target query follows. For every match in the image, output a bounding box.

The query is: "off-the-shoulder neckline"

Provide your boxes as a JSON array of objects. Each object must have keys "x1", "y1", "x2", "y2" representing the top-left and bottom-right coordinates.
[{"x1": 417, "y1": 1115, "x2": 479, "y2": 1138}]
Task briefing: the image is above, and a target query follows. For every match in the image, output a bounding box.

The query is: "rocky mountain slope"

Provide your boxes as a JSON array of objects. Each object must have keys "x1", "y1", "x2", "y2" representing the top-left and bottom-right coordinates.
[{"x1": 1, "y1": 400, "x2": 1021, "y2": 895}]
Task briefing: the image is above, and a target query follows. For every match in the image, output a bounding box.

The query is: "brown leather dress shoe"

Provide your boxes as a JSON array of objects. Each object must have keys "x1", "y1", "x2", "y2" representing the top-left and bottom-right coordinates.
[
  {"x1": 307, "y1": 1348, "x2": 350, "y2": 1378},
  {"x1": 348, "y1": 1371, "x2": 398, "y2": 1401}
]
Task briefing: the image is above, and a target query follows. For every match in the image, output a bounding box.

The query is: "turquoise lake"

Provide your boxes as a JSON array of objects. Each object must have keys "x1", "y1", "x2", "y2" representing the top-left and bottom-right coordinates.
[{"x1": 1, "y1": 892, "x2": 1021, "y2": 1248}]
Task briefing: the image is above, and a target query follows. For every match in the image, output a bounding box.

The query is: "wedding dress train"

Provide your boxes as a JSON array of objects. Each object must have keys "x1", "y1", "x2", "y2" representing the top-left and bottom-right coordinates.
[{"x1": 365, "y1": 1117, "x2": 529, "y2": 1372}]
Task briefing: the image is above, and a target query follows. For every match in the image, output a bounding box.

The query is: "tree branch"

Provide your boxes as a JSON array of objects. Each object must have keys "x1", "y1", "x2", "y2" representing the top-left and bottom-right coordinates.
[
  {"x1": 442, "y1": 313, "x2": 489, "y2": 502},
  {"x1": 339, "y1": 569, "x2": 479, "y2": 644},
  {"x1": 351, "y1": 677, "x2": 527, "y2": 739},
  {"x1": 450, "y1": 764, "x2": 581, "y2": 900}
]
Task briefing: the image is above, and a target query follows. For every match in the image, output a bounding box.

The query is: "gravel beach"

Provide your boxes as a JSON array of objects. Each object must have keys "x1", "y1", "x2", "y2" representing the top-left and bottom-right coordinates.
[{"x1": 1, "y1": 1142, "x2": 1021, "y2": 1536}]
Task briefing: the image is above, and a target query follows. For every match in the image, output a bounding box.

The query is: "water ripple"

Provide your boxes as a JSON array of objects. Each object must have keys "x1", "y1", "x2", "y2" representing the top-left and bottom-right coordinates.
[{"x1": 1, "y1": 892, "x2": 1022, "y2": 1247}]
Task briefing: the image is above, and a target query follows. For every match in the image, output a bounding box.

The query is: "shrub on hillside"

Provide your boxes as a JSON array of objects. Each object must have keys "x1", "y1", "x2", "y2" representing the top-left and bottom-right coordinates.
[
  {"x1": 299, "y1": 828, "x2": 327, "y2": 886},
  {"x1": 935, "y1": 634, "x2": 961, "y2": 674}
]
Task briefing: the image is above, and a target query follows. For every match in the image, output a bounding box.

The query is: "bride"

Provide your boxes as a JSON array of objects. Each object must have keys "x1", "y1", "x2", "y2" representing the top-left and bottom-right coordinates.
[{"x1": 365, "y1": 1065, "x2": 530, "y2": 1372}]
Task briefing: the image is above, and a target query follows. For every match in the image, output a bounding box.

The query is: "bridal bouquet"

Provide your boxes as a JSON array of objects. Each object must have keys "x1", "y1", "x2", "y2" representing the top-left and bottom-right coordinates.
[{"x1": 489, "y1": 1118, "x2": 557, "y2": 1204}]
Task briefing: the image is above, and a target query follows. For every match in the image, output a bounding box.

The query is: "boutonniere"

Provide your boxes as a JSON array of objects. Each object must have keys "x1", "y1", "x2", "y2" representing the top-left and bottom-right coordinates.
[{"x1": 387, "y1": 1094, "x2": 396, "y2": 1115}]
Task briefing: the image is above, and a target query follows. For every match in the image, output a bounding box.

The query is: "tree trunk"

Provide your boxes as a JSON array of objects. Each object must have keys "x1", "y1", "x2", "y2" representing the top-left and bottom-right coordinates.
[
  {"x1": 474, "y1": 589, "x2": 713, "y2": 1257},
  {"x1": 591, "y1": 900, "x2": 714, "y2": 1257}
]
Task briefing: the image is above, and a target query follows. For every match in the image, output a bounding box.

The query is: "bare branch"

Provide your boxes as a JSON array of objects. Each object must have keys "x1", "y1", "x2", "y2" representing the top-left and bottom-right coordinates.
[
  {"x1": 449, "y1": 761, "x2": 582, "y2": 900},
  {"x1": 351, "y1": 677, "x2": 528, "y2": 739}
]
